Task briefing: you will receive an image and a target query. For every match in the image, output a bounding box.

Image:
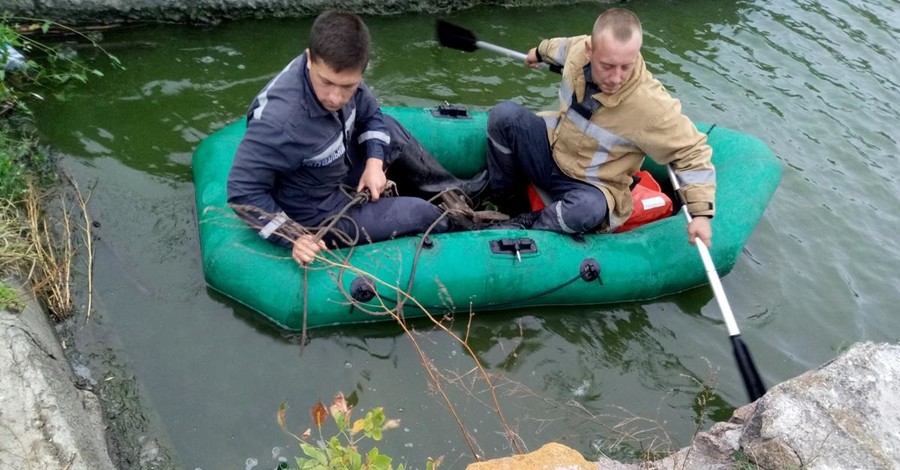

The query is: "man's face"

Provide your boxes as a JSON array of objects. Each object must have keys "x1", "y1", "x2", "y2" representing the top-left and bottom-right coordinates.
[
  {"x1": 585, "y1": 30, "x2": 642, "y2": 95},
  {"x1": 307, "y1": 53, "x2": 364, "y2": 112}
]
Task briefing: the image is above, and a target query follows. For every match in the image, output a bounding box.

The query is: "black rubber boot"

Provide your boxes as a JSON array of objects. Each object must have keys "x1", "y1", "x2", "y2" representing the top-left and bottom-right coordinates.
[
  {"x1": 386, "y1": 136, "x2": 489, "y2": 203},
  {"x1": 479, "y1": 210, "x2": 542, "y2": 230}
]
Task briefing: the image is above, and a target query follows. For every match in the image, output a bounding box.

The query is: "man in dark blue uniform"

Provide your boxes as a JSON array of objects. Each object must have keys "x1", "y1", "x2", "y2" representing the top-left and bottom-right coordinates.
[{"x1": 228, "y1": 10, "x2": 485, "y2": 266}]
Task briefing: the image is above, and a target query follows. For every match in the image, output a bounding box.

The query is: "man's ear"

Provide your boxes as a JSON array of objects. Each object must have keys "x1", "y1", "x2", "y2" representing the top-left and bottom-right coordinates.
[{"x1": 584, "y1": 38, "x2": 592, "y2": 61}]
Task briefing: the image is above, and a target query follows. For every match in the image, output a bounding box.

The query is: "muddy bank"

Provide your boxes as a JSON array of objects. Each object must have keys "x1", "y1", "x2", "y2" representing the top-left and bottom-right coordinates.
[
  {"x1": 0, "y1": 281, "x2": 178, "y2": 470},
  {"x1": 0, "y1": 0, "x2": 594, "y2": 24},
  {"x1": 0, "y1": 280, "x2": 116, "y2": 470}
]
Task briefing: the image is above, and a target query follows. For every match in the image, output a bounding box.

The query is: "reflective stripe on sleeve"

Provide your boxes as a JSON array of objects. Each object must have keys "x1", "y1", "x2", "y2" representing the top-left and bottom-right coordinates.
[
  {"x1": 676, "y1": 168, "x2": 716, "y2": 185},
  {"x1": 259, "y1": 211, "x2": 288, "y2": 240},
  {"x1": 251, "y1": 61, "x2": 295, "y2": 120},
  {"x1": 358, "y1": 130, "x2": 390, "y2": 145}
]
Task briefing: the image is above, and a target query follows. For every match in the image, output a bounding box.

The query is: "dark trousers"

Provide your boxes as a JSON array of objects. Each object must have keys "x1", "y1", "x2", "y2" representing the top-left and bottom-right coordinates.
[
  {"x1": 315, "y1": 116, "x2": 452, "y2": 247},
  {"x1": 486, "y1": 101, "x2": 608, "y2": 234}
]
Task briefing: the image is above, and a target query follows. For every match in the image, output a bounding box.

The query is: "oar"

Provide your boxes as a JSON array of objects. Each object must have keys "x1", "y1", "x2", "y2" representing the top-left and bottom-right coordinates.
[
  {"x1": 667, "y1": 165, "x2": 766, "y2": 402},
  {"x1": 436, "y1": 20, "x2": 562, "y2": 73}
]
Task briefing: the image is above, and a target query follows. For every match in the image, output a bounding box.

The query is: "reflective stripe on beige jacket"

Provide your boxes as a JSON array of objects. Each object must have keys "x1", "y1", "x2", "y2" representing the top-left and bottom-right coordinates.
[{"x1": 536, "y1": 35, "x2": 716, "y2": 230}]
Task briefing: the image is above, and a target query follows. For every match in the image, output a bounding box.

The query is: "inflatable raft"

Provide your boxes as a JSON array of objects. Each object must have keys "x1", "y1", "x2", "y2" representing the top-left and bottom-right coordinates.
[{"x1": 192, "y1": 106, "x2": 781, "y2": 330}]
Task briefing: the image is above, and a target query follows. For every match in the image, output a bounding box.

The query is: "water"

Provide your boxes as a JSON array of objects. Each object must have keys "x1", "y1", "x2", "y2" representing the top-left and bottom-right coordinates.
[{"x1": 30, "y1": 1, "x2": 900, "y2": 468}]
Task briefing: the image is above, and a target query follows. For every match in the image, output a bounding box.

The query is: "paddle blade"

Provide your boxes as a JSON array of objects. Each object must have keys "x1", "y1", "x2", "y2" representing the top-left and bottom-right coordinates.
[
  {"x1": 731, "y1": 335, "x2": 767, "y2": 402},
  {"x1": 436, "y1": 20, "x2": 478, "y2": 53}
]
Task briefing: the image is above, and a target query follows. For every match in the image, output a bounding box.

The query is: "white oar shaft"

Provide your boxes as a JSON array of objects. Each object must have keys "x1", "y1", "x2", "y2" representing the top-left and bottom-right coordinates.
[
  {"x1": 693, "y1": 233, "x2": 741, "y2": 336},
  {"x1": 474, "y1": 41, "x2": 528, "y2": 61},
  {"x1": 667, "y1": 166, "x2": 740, "y2": 336}
]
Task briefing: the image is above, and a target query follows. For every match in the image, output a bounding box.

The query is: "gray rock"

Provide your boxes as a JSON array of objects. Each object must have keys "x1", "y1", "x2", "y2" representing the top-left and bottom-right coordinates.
[
  {"x1": 0, "y1": 282, "x2": 115, "y2": 470},
  {"x1": 739, "y1": 342, "x2": 900, "y2": 469},
  {"x1": 580, "y1": 342, "x2": 900, "y2": 469}
]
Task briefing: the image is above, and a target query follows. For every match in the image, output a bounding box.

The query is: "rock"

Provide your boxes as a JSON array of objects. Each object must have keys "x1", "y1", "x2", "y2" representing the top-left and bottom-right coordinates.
[
  {"x1": 0, "y1": 282, "x2": 115, "y2": 470},
  {"x1": 646, "y1": 341, "x2": 900, "y2": 469},
  {"x1": 472, "y1": 342, "x2": 900, "y2": 469},
  {"x1": 739, "y1": 342, "x2": 900, "y2": 469},
  {"x1": 466, "y1": 442, "x2": 596, "y2": 470}
]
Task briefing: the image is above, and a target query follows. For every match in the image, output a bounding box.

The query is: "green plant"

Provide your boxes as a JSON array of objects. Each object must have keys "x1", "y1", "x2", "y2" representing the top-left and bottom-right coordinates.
[
  {"x1": 0, "y1": 282, "x2": 23, "y2": 311},
  {"x1": 732, "y1": 450, "x2": 763, "y2": 469},
  {"x1": 1, "y1": 15, "x2": 122, "y2": 103},
  {"x1": 278, "y1": 392, "x2": 441, "y2": 470},
  {"x1": 0, "y1": 16, "x2": 112, "y2": 320},
  {"x1": 0, "y1": 127, "x2": 55, "y2": 201}
]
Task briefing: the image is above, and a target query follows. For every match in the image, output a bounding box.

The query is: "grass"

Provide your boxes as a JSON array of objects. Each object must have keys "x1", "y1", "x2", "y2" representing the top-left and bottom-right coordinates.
[
  {"x1": 0, "y1": 15, "x2": 109, "y2": 319},
  {"x1": 0, "y1": 128, "x2": 94, "y2": 320},
  {"x1": 0, "y1": 282, "x2": 24, "y2": 311},
  {"x1": 0, "y1": 120, "x2": 42, "y2": 312}
]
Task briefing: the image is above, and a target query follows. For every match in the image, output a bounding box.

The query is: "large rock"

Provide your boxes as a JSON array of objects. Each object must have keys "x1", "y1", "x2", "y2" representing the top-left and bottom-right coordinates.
[
  {"x1": 739, "y1": 341, "x2": 900, "y2": 469},
  {"x1": 0, "y1": 284, "x2": 115, "y2": 470},
  {"x1": 485, "y1": 342, "x2": 900, "y2": 469}
]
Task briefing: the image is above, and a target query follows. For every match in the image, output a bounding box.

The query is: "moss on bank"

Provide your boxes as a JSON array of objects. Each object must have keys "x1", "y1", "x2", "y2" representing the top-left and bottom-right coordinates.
[{"x1": 2, "y1": 0, "x2": 594, "y2": 25}]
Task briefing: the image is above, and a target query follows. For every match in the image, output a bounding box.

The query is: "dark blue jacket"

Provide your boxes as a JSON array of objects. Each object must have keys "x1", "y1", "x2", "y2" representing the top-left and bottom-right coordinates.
[{"x1": 227, "y1": 53, "x2": 390, "y2": 243}]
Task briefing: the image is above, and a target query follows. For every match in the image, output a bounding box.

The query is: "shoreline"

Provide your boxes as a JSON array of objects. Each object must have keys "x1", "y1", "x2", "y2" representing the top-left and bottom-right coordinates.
[
  {"x1": 1, "y1": 0, "x2": 579, "y2": 25},
  {"x1": 0, "y1": 281, "x2": 117, "y2": 470}
]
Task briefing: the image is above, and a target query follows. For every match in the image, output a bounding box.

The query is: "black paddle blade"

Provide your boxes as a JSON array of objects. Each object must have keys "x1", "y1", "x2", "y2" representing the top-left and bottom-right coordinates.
[
  {"x1": 731, "y1": 335, "x2": 767, "y2": 402},
  {"x1": 436, "y1": 20, "x2": 478, "y2": 53}
]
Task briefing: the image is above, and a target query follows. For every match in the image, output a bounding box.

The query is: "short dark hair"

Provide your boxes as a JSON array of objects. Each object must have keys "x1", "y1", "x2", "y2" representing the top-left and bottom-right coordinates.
[{"x1": 308, "y1": 10, "x2": 370, "y2": 73}]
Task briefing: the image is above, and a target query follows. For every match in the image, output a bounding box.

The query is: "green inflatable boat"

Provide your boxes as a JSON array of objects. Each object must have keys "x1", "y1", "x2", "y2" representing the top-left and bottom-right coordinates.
[{"x1": 192, "y1": 106, "x2": 781, "y2": 330}]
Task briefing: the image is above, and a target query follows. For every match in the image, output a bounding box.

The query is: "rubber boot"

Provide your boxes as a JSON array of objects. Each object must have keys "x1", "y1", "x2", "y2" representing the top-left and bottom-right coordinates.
[
  {"x1": 386, "y1": 136, "x2": 489, "y2": 203},
  {"x1": 480, "y1": 210, "x2": 542, "y2": 230}
]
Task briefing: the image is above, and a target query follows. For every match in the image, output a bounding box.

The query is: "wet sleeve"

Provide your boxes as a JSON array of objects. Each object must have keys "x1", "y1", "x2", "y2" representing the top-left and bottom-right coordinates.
[
  {"x1": 354, "y1": 83, "x2": 391, "y2": 160},
  {"x1": 640, "y1": 98, "x2": 717, "y2": 218},
  {"x1": 227, "y1": 119, "x2": 296, "y2": 247}
]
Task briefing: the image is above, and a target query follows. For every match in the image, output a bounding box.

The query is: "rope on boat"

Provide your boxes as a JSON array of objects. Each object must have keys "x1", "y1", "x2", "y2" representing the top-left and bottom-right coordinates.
[
  {"x1": 233, "y1": 180, "x2": 604, "y2": 332},
  {"x1": 296, "y1": 125, "x2": 729, "y2": 331},
  {"x1": 336, "y1": 187, "x2": 466, "y2": 321}
]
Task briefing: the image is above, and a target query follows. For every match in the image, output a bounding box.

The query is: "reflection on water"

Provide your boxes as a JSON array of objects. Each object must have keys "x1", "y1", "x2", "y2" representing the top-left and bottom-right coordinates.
[{"x1": 29, "y1": 0, "x2": 900, "y2": 468}]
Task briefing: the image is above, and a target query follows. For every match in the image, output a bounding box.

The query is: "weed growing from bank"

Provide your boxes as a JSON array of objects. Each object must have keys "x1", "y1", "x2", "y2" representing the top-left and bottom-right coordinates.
[
  {"x1": 0, "y1": 16, "x2": 117, "y2": 316},
  {"x1": 0, "y1": 282, "x2": 23, "y2": 311}
]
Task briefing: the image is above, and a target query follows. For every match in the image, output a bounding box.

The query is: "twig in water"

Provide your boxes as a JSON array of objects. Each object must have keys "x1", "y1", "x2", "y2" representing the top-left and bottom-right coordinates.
[{"x1": 64, "y1": 173, "x2": 95, "y2": 323}]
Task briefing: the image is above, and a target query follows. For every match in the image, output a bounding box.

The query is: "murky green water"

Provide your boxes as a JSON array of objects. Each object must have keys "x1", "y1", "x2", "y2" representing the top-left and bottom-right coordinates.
[{"x1": 31, "y1": 1, "x2": 900, "y2": 468}]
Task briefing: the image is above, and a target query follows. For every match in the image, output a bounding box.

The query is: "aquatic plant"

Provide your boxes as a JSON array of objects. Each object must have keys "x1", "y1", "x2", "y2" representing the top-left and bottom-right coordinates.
[{"x1": 279, "y1": 392, "x2": 442, "y2": 470}]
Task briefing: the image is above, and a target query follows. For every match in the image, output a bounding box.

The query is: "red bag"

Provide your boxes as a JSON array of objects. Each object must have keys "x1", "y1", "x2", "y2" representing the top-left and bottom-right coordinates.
[
  {"x1": 526, "y1": 184, "x2": 547, "y2": 211},
  {"x1": 614, "y1": 170, "x2": 673, "y2": 233},
  {"x1": 526, "y1": 169, "x2": 673, "y2": 232}
]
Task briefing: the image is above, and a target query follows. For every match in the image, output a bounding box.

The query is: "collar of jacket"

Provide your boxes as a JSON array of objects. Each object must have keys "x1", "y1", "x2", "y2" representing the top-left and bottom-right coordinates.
[{"x1": 578, "y1": 52, "x2": 648, "y2": 109}]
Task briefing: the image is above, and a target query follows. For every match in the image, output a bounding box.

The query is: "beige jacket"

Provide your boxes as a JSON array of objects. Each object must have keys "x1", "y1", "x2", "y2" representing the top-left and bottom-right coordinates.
[{"x1": 536, "y1": 35, "x2": 716, "y2": 230}]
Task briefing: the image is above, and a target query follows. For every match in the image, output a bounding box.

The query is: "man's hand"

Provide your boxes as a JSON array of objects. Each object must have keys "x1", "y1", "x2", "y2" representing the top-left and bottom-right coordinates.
[
  {"x1": 525, "y1": 48, "x2": 541, "y2": 69},
  {"x1": 687, "y1": 216, "x2": 712, "y2": 248},
  {"x1": 292, "y1": 234, "x2": 327, "y2": 266},
  {"x1": 357, "y1": 158, "x2": 386, "y2": 201}
]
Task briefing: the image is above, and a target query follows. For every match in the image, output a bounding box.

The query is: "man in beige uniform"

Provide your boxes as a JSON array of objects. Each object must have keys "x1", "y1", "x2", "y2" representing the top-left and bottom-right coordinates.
[{"x1": 486, "y1": 7, "x2": 715, "y2": 246}]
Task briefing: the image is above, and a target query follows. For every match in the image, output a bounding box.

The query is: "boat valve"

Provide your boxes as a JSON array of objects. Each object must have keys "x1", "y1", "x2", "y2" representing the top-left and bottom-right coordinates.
[
  {"x1": 350, "y1": 276, "x2": 377, "y2": 302},
  {"x1": 579, "y1": 258, "x2": 602, "y2": 284}
]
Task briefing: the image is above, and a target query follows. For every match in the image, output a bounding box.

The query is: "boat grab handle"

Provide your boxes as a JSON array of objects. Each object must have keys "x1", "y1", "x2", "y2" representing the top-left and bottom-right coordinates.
[{"x1": 490, "y1": 237, "x2": 537, "y2": 262}]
